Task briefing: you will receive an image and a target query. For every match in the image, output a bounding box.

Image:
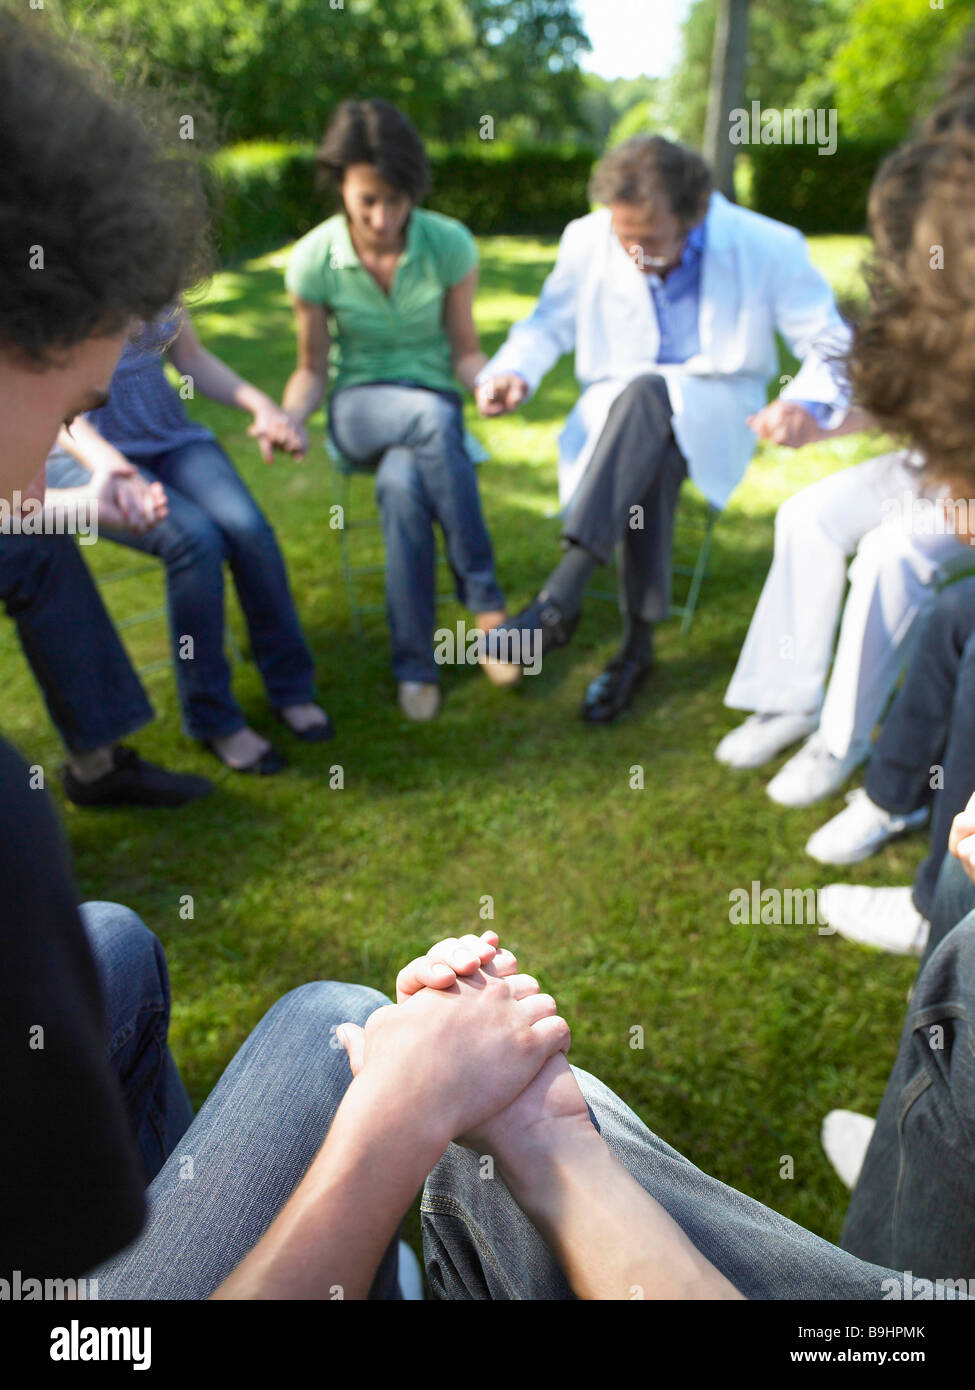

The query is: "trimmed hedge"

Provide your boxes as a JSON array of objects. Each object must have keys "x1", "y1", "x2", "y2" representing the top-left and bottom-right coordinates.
[
  {"x1": 208, "y1": 141, "x2": 597, "y2": 262},
  {"x1": 748, "y1": 139, "x2": 896, "y2": 235}
]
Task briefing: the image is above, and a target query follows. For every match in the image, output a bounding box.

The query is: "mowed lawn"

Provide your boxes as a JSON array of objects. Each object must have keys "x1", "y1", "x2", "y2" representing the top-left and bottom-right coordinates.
[{"x1": 3, "y1": 230, "x2": 926, "y2": 1256}]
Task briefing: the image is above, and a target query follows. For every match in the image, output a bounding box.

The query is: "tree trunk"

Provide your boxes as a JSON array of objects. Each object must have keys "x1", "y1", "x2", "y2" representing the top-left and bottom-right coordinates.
[{"x1": 703, "y1": 0, "x2": 750, "y2": 201}]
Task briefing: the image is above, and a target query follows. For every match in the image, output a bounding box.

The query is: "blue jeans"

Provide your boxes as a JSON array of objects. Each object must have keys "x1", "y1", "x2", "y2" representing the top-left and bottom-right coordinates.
[
  {"x1": 83, "y1": 903, "x2": 399, "y2": 1299},
  {"x1": 841, "y1": 882, "x2": 975, "y2": 1279},
  {"x1": 81, "y1": 903, "x2": 932, "y2": 1301},
  {"x1": 329, "y1": 383, "x2": 505, "y2": 683},
  {"x1": 47, "y1": 442, "x2": 316, "y2": 740},
  {"x1": 0, "y1": 535, "x2": 153, "y2": 754},
  {"x1": 864, "y1": 576, "x2": 975, "y2": 918}
]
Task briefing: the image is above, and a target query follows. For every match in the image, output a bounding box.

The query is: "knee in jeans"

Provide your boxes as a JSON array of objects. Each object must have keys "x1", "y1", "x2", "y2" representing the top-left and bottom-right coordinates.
[
  {"x1": 79, "y1": 901, "x2": 167, "y2": 995},
  {"x1": 376, "y1": 447, "x2": 423, "y2": 508},
  {"x1": 174, "y1": 513, "x2": 226, "y2": 566},
  {"x1": 409, "y1": 394, "x2": 462, "y2": 444},
  {"x1": 266, "y1": 980, "x2": 390, "y2": 1040}
]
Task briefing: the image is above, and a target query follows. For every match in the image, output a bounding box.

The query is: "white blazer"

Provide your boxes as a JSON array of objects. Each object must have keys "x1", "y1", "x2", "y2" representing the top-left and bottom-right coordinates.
[{"x1": 479, "y1": 192, "x2": 852, "y2": 510}]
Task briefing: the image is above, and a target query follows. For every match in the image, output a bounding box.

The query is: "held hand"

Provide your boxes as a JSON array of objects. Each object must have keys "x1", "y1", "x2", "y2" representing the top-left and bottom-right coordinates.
[
  {"x1": 91, "y1": 469, "x2": 168, "y2": 533},
  {"x1": 247, "y1": 402, "x2": 308, "y2": 464},
  {"x1": 336, "y1": 961, "x2": 570, "y2": 1147},
  {"x1": 475, "y1": 373, "x2": 528, "y2": 417},
  {"x1": 949, "y1": 790, "x2": 975, "y2": 887},
  {"x1": 747, "y1": 399, "x2": 827, "y2": 449}
]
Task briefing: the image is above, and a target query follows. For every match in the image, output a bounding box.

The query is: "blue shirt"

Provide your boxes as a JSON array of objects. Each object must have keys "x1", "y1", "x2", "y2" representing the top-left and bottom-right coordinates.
[
  {"x1": 647, "y1": 221, "x2": 705, "y2": 365},
  {"x1": 646, "y1": 219, "x2": 831, "y2": 425},
  {"x1": 85, "y1": 311, "x2": 212, "y2": 459}
]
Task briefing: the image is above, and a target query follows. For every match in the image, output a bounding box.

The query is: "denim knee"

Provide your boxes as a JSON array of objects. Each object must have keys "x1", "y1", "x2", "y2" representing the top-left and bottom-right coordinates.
[
  {"x1": 375, "y1": 447, "x2": 425, "y2": 513},
  {"x1": 260, "y1": 979, "x2": 391, "y2": 1040}
]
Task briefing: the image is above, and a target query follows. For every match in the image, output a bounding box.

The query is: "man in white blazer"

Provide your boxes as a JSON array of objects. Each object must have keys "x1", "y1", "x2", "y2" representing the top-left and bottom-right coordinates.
[{"x1": 477, "y1": 135, "x2": 868, "y2": 722}]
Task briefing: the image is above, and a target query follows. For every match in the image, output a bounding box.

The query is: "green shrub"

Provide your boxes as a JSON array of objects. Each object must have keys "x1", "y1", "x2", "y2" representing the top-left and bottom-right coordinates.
[
  {"x1": 748, "y1": 139, "x2": 895, "y2": 234},
  {"x1": 209, "y1": 140, "x2": 598, "y2": 261}
]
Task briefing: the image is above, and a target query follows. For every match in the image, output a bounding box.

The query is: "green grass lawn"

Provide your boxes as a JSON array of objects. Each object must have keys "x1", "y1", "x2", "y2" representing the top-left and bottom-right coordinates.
[{"x1": 5, "y1": 231, "x2": 924, "y2": 1259}]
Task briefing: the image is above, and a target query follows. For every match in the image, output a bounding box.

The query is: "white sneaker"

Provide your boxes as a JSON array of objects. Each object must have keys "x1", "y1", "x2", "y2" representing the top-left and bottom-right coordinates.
[
  {"x1": 397, "y1": 1240, "x2": 424, "y2": 1300},
  {"x1": 766, "y1": 732, "x2": 867, "y2": 808},
  {"x1": 397, "y1": 681, "x2": 441, "y2": 721},
  {"x1": 806, "y1": 788, "x2": 930, "y2": 865},
  {"x1": 821, "y1": 1110, "x2": 876, "y2": 1190},
  {"x1": 715, "y1": 711, "x2": 819, "y2": 769},
  {"x1": 817, "y1": 884, "x2": 931, "y2": 956}
]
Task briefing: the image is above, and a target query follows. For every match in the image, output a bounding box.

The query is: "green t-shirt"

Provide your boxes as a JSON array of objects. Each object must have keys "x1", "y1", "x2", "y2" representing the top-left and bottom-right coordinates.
[{"x1": 285, "y1": 207, "x2": 478, "y2": 396}]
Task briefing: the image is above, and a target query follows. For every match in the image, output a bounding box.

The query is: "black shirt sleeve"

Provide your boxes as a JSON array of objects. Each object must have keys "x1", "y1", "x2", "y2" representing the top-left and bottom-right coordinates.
[{"x1": 0, "y1": 736, "x2": 145, "y2": 1277}]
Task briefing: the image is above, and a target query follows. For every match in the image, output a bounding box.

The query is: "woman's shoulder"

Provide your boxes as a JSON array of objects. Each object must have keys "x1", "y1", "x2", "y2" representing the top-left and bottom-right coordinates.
[
  {"x1": 412, "y1": 208, "x2": 477, "y2": 283},
  {"x1": 286, "y1": 214, "x2": 346, "y2": 298}
]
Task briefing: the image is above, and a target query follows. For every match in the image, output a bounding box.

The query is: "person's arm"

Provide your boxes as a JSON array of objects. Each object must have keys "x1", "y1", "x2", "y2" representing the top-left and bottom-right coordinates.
[
  {"x1": 754, "y1": 227, "x2": 861, "y2": 448},
  {"x1": 46, "y1": 421, "x2": 166, "y2": 531},
  {"x1": 281, "y1": 295, "x2": 332, "y2": 457},
  {"x1": 166, "y1": 309, "x2": 305, "y2": 463},
  {"x1": 213, "y1": 958, "x2": 569, "y2": 1299},
  {"x1": 748, "y1": 399, "x2": 878, "y2": 448},
  {"x1": 474, "y1": 218, "x2": 582, "y2": 416},
  {"x1": 443, "y1": 267, "x2": 488, "y2": 393},
  {"x1": 486, "y1": 1070, "x2": 744, "y2": 1301},
  {"x1": 356, "y1": 933, "x2": 743, "y2": 1301}
]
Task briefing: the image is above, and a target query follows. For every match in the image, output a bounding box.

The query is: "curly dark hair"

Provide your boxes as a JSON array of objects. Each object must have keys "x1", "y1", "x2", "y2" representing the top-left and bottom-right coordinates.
[
  {"x1": 849, "y1": 33, "x2": 975, "y2": 486},
  {"x1": 315, "y1": 99, "x2": 431, "y2": 203},
  {"x1": 588, "y1": 135, "x2": 713, "y2": 226},
  {"x1": 0, "y1": 6, "x2": 213, "y2": 366}
]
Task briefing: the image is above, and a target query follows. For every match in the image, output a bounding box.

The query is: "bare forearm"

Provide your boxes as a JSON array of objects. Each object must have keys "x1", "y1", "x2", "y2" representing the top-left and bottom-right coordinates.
[
  {"x1": 827, "y1": 405, "x2": 877, "y2": 438},
  {"x1": 502, "y1": 1129, "x2": 744, "y2": 1301},
  {"x1": 453, "y1": 350, "x2": 489, "y2": 395},
  {"x1": 282, "y1": 367, "x2": 327, "y2": 425},
  {"x1": 213, "y1": 1077, "x2": 446, "y2": 1300},
  {"x1": 172, "y1": 344, "x2": 271, "y2": 415},
  {"x1": 57, "y1": 420, "x2": 128, "y2": 475}
]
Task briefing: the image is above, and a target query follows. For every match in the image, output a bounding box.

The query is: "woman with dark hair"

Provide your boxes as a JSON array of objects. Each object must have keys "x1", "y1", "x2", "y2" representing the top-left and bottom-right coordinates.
[{"x1": 282, "y1": 99, "x2": 513, "y2": 721}]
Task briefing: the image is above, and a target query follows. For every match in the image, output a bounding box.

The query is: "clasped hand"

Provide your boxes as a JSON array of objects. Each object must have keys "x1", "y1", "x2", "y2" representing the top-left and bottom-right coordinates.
[{"x1": 336, "y1": 932, "x2": 591, "y2": 1163}]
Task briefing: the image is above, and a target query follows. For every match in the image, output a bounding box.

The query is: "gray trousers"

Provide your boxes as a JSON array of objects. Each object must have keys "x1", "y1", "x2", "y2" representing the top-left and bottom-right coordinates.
[{"x1": 562, "y1": 374, "x2": 688, "y2": 622}]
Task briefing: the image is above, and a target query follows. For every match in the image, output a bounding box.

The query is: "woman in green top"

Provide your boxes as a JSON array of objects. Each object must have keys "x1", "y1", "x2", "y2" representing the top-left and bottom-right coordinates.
[{"x1": 283, "y1": 99, "x2": 514, "y2": 721}]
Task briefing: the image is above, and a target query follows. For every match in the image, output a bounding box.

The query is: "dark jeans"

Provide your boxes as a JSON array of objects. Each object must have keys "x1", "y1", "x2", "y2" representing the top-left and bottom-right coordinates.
[
  {"x1": 562, "y1": 374, "x2": 688, "y2": 622},
  {"x1": 47, "y1": 442, "x2": 316, "y2": 740},
  {"x1": 329, "y1": 382, "x2": 504, "y2": 684},
  {"x1": 0, "y1": 533, "x2": 152, "y2": 754},
  {"x1": 864, "y1": 575, "x2": 975, "y2": 918},
  {"x1": 841, "y1": 855, "x2": 975, "y2": 1279}
]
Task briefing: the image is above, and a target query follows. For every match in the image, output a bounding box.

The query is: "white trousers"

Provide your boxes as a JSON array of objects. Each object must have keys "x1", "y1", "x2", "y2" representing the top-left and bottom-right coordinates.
[{"x1": 724, "y1": 451, "x2": 974, "y2": 758}]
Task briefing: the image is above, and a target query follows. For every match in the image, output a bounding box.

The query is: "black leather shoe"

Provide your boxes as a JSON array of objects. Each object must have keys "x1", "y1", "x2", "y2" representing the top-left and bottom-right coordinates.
[
  {"x1": 582, "y1": 658, "x2": 652, "y2": 724},
  {"x1": 201, "y1": 738, "x2": 288, "y2": 775},
  {"x1": 273, "y1": 709, "x2": 336, "y2": 743},
  {"x1": 488, "y1": 592, "x2": 580, "y2": 666},
  {"x1": 61, "y1": 746, "x2": 213, "y2": 807}
]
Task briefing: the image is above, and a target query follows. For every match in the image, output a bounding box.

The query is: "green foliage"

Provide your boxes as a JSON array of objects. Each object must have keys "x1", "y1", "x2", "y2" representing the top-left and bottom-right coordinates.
[
  {"x1": 65, "y1": 0, "x2": 592, "y2": 145},
  {"x1": 210, "y1": 140, "x2": 597, "y2": 261},
  {"x1": 666, "y1": 0, "x2": 970, "y2": 153},
  {"x1": 749, "y1": 138, "x2": 893, "y2": 234},
  {"x1": 829, "y1": 0, "x2": 975, "y2": 143}
]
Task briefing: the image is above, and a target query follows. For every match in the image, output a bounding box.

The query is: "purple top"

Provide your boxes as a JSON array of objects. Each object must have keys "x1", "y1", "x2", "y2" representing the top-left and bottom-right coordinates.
[{"x1": 85, "y1": 310, "x2": 212, "y2": 459}]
